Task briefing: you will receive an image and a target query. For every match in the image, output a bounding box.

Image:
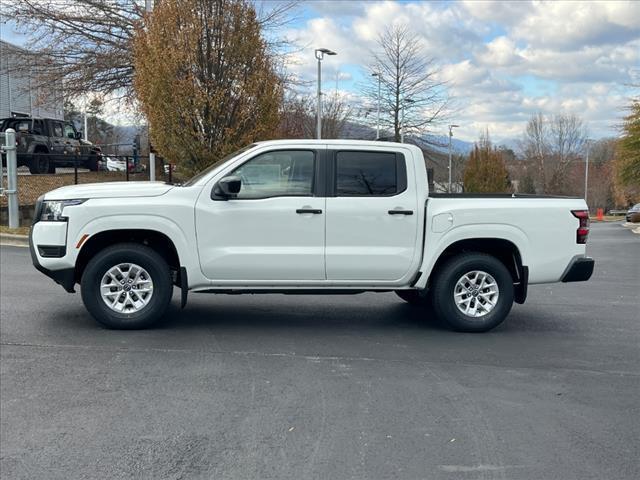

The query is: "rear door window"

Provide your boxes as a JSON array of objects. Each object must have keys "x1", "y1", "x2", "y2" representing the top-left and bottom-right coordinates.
[{"x1": 335, "y1": 151, "x2": 405, "y2": 196}]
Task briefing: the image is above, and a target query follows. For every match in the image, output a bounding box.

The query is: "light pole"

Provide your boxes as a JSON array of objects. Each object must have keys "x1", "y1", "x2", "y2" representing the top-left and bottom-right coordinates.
[
  {"x1": 584, "y1": 139, "x2": 591, "y2": 204},
  {"x1": 315, "y1": 48, "x2": 337, "y2": 139},
  {"x1": 448, "y1": 124, "x2": 459, "y2": 192},
  {"x1": 371, "y1": 72, "x2": 381, "y2": 140},
  {"x1": 400, "y1": 97, "x2": 414, "y2": 143}
]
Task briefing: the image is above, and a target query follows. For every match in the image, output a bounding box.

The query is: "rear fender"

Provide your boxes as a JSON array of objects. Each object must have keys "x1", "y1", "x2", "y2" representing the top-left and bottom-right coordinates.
[{"x1": 415, "y1": 224, "x2": 529, "y2": 289}]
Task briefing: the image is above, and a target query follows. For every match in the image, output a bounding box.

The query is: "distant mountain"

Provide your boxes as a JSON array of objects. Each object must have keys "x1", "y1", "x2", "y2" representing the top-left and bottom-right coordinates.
[{"x1": 417, "y1": 134, "x2": 474, "y2": 154}]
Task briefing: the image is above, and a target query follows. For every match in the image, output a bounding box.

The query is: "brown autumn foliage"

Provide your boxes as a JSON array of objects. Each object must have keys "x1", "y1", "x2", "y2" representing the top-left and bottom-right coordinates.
[{"x1": 133, "y1": 0, "x2": 282, "y2": 175}]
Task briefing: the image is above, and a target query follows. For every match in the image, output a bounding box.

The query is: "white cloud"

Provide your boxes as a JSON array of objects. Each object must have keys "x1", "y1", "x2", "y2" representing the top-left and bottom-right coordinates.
[
  {"x1": 479, "y1": 36, "x2": 523, "y2": 67},
  {"x1": 278, "y1": 1, "x2": 638, "y2": 140}
]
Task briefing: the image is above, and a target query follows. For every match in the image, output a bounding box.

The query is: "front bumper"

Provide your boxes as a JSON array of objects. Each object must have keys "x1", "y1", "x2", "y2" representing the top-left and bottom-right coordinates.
[
  {"x1": 561, "y1": 257, "x2": 595, "y2": 283},
  {"x1": 29, "y1": 218, "x2": 76, "y2": 293}
]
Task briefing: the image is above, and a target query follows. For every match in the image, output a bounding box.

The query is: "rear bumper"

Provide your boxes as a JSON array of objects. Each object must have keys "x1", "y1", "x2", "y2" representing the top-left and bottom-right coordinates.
[
  {"x1": 561, "y1": 257, "x2": 595, "y2": 283},
  {"x1": 29, "y1": 224, "x2": 76, "y2": 293}
]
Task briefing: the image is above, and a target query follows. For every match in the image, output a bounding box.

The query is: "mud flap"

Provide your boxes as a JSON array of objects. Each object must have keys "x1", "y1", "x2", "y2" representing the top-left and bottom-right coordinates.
[{"x1": 179, "y1": 266, "x2": 188, "y2": 308}]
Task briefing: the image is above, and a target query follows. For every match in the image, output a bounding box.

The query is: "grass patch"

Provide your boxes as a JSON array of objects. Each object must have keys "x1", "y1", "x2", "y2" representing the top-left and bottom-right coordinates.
[{"x1": 0, "y1": 225, "x2": 31, "y2": 236}]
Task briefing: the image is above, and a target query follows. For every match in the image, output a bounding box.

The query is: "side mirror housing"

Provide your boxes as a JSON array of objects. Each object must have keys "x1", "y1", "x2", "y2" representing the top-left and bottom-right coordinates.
[
  {"x1": 212, "y1": 175, "x2": 242, "y2": 200},
  {"x1": 75, "y1": 131, "x2": 83, "y2": 140}
]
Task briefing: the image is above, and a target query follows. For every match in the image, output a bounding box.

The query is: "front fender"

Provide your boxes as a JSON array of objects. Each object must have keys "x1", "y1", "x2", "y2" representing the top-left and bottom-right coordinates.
[{"x1": 71, "y1": 214, "x2": 206, "y2": 288}]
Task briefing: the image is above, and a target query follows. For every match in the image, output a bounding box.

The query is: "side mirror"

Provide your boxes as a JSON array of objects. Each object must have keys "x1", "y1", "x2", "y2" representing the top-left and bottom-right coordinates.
[
  {"x1": 212, "y1": 175, "x2": 242, "y2": 199},
  {"x1": 75, "y1": 132, "x2": 83, "y2": 140}
]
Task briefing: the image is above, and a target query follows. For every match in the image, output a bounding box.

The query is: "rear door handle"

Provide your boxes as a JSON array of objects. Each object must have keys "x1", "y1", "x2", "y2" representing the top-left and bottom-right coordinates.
[
  {"x1": 388, "y1": 209, "x2": 413, "y2": 215},
  {"x1": 296, "y1": 208, "x2": 322, "y2": 214}
]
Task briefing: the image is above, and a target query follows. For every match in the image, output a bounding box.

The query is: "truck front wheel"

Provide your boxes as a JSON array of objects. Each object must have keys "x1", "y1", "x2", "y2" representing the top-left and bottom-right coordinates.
[
  {"x1": 80, "y1": 243, "x2": 173, "y2": 329},
  {"x1": 29, "y1": 153, "x2": 51, "y2": 174},
  {"x1": 431, "y1": 253, "x2": 514, "y2": 332}
]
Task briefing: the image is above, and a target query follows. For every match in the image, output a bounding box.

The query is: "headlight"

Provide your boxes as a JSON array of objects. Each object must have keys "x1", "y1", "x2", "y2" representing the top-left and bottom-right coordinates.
[{"x1": 40, "y1": 199, "x2": 86, "y2": 221}]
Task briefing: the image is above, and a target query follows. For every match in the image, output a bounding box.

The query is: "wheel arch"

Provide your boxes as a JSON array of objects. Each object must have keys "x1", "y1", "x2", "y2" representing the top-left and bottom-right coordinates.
[
  {"x1": 74, "y1": 229, "x2": 181, "y2": 285},
  {"x1": 31, "y1": 144, "x2": 49, "y2": 154},
  {"x1": 419, "y1": 236, "x2": 528, "y2": 304}
]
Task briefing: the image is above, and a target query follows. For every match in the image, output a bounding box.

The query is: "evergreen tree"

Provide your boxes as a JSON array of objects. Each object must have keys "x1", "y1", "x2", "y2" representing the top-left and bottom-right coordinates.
[{"x1": 463, "y1": 132, "x2": 511, "y2": 193}]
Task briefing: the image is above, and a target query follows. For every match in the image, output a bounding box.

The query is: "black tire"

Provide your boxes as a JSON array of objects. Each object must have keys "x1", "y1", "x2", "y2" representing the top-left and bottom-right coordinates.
[
  {"x1": 395, "y1": 289, "x2": 430, "y2": 306},
  {"x1": 80, "y1": 243, "x2": 173, "y2": 329},
  {"x1": 29, "y1": 153, "x2": 50, "y2": 174},
  {"x1": 86, "y1": 153, "x2": 99, "y2": 171},
  {"x1": 431, "y1": 253, "x2": 514, "y2": 332}
]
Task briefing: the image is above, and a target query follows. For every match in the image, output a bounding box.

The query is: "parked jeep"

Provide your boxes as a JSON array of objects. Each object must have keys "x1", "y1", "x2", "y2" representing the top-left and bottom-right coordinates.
[{"x1": 0, "y1": 117, "x2": 101, "y2": 174}]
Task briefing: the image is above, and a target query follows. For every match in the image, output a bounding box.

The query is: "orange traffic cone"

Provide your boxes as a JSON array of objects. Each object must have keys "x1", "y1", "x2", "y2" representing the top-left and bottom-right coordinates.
[{"x1": 596, "y1": 208, "x2": 604, "y2": 221}]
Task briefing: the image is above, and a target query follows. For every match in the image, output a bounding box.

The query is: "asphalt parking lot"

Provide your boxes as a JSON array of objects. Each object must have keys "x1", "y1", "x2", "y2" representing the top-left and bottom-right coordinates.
[{"x1": 1, "y1": 222, "x2": 638, "y2": 480}]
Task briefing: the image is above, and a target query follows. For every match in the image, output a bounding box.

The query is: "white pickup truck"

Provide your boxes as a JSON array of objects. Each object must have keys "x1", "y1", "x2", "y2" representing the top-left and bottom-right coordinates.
[{"x1": 29, "y1": 140, "x2": 594, "y2": 332}]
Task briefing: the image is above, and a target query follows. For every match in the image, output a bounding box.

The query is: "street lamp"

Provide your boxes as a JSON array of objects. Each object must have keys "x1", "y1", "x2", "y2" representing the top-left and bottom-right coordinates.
[
  {"x1": 448, "y1": 124, "x2": 459, "y2": 192},
  {"x1": 371, "y1": 72, "x2": 381, "y2": 140},
  {"x1": 315, "y1": 48, "x2": 337, "y2": 139},
  {"x1": 400, "y1": 97, "x2": 415, "y2": 143},
  {"x1": 584, "y1": 139, "x2": 592, "y2": 204}
]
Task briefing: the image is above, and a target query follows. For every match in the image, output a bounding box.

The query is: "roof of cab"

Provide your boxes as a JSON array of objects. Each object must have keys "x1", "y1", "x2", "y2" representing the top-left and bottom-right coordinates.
[{"x1": 254, "y1": 139, "x2": 421, "y2": 150}]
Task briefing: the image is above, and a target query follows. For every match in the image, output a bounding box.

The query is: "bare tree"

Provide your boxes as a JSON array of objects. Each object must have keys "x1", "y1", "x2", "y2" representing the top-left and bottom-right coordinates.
[
  {"x1": 361, "y1": 24, "x2": 448, "y2": 142},
  {"x1": 521, "y1": 112, "x2": 587, "y2": 194},
  {"x1": 5, "y1": 0, "x2": 297, "y2": 101},
  {"x1": 522, "y1": 112, "x2": 549, "y2": 192},
  {"x1": 6, "y1": 0, "x2": 142, "y2": 100},
  {"x1": 547, "y1": 114, "x2": 587, "y2": 192},
  {"x1": 278, "y1": 92, "x2": 351, "y2": 139}
]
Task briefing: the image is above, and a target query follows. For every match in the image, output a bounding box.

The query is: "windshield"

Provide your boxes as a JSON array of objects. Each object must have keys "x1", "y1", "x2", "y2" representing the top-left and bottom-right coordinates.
[{"x1": 182, "y1": 144, "x2": 257, "y2": 186}]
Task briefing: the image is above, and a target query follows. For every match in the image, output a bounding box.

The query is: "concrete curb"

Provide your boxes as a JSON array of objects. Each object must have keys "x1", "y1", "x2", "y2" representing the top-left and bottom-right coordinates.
[{"x1": 0, "y1": 233, "x2": 29, "y2": 247}]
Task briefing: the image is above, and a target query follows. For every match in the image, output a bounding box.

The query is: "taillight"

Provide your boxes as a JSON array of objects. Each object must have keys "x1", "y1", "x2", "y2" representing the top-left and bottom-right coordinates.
[{"x1": 571, "y1": 210, "x2": 590, "y2": 244}]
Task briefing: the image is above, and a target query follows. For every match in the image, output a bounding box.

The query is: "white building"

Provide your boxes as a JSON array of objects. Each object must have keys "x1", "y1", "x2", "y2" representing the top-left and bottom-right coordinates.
[{"x1": 0, "y1": 40, "x2": 63, "y2": 120}]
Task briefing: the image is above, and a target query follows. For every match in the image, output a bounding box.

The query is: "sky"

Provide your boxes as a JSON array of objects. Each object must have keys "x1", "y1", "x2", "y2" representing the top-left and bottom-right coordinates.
[
  {"x1": 2, "y1": 0, "x2": 638, "y2": 143},
  {"x1": 279, "y1": 0, "x2": 639, "y2": 142}
]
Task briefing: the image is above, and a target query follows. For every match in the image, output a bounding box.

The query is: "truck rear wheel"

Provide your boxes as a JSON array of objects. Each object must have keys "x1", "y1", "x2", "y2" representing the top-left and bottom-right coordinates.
[
  {"x1": 80, "y1": 243, "x2": 173, "y2": 329},
  {"x1": 431, "y1": 253, "x2": 514, "y2": 332},
  {"x1": 86, "y1": 153, "x2": 99, "y2": 171}
]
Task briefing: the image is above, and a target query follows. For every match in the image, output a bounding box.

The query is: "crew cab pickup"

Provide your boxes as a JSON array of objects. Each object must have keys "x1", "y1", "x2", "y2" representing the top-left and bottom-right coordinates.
[
  {"x1": 29, "y1": 140, "x2": 594, "y2": 332},
  {"x1": 0, "y1": 117, "x2": 101, "y2": 174}
]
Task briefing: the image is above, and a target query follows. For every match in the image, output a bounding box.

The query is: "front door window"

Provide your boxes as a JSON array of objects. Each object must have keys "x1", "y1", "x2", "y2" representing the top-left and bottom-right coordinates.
[{"x1": 232, "y1": 150, "x2": 315, "y2": 199}]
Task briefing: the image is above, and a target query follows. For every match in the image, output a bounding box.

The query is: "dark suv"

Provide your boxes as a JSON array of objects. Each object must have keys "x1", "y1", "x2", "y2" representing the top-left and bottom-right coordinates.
[{"x1": 0, "y1": 117, "x2": 101, "y2": 174}]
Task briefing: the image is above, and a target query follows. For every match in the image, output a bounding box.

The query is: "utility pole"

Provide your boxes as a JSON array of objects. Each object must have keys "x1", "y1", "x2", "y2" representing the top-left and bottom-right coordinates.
[
  {"x1": 314, "y1": 48, "x2": 337, "y2": 139},
  {"x1": 584, "y1": 139, "x2": 591, "y2": 204},
  {"x1": 372, "y1": 72, "x2": 381, "y2": 140},
  {"x1": 448, "y1": 124, "x2": 459, "y2": 193}
]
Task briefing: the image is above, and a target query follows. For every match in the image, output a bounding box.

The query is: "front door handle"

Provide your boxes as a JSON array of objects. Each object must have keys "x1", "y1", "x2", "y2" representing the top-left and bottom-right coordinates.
[
  {"x1": 296, "y1": 208, "x2": 322, "y2": 214},
  {"x1": 388, "y1": 209, "x2": 413, "y2": 215}
]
